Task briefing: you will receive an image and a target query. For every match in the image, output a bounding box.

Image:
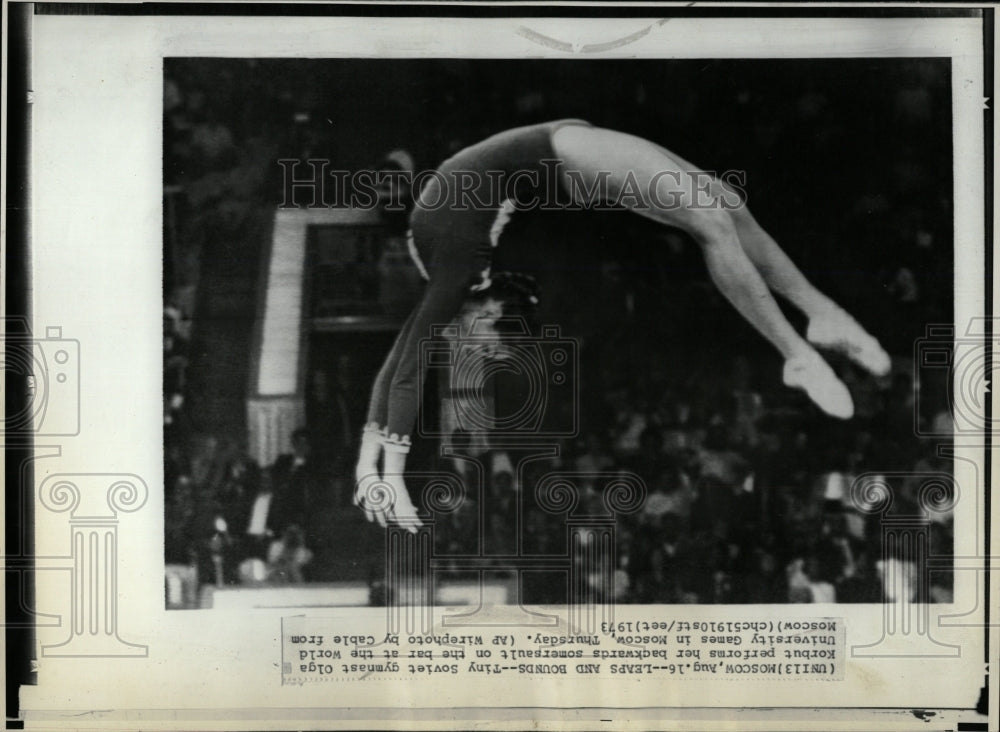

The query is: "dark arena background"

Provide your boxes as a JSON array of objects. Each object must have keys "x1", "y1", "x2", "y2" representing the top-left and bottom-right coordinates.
[{"x1": 162, "y1": 58, "x2": 954, "y2": 610}]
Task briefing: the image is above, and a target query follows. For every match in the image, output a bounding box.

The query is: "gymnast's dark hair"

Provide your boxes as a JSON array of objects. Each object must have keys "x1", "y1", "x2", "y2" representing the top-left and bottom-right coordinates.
[{"x1": 467, "y1": 271, "x2": 541, "y2": 327}]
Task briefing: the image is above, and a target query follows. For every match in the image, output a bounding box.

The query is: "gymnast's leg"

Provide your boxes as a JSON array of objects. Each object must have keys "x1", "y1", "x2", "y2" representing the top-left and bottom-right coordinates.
[
  {"x1": 551, "y1": 123, "x2": 855, "y2": 419},
  {"x1": 645, "y1": 141, "x2": 890, "y2": 377}
]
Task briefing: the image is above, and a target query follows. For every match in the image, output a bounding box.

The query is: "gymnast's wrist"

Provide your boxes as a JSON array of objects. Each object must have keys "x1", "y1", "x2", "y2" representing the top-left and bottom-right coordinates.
[
  {"x1": 358, "y1": 425, "x2": 384, "y2": 467},
  {"x1": 383, "y1": 447, "x2": 408, "y2": 473},
  {"x1": 383, "y1": 431, "x2": 412, "y2": 455}
]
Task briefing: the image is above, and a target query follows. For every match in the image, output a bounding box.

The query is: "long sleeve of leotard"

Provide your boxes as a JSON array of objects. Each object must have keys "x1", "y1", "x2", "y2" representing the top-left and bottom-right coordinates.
[{"x1": 363, "y1": 266, "x2": 472, "y2": 452}]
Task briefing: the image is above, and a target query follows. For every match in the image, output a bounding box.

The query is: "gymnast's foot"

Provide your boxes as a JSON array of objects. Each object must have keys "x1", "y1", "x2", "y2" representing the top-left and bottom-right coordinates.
[
  {"x1": 783, "y1": 351, "x2": 855, "y2": 420},
  {"x1": 807, "y1": 308, "x2": 891, "y2": 377}
]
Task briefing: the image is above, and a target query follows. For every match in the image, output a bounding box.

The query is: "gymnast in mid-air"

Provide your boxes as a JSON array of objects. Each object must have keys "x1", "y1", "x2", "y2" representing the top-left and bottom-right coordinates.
[{"x1": 354, "y1": 119, "x2": 891, "y2": 530}]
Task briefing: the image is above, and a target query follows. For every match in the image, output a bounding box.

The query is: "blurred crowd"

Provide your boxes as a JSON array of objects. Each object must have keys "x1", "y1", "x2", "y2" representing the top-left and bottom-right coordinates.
[
  {"x1": 165, "y1": 424, "x2": 347, "y2": 604},
  {"x1": 165, "y1": 318, "x2": 955, "y2": 607},
  {"x1": 425, "y1": 350, "x2": 955, "y2": 606},
  {"x1": 163, "y1": 342, "x2": 956, "y2": 611}
]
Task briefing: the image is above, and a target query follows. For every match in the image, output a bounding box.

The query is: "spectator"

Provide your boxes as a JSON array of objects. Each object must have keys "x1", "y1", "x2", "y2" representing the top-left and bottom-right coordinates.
[
  {"x1": 266, "y1": 525, "x2": 314, "y2": 584},
  {"x1": 270, "y1": 429, "x2": 328, "y2": 537},
  {"x1": 243, "y1": 470, "x2": 280, "y2": 561}
]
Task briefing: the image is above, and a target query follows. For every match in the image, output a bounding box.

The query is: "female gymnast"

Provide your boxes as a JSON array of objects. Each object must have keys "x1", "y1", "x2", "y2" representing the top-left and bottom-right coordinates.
[{"x1": 354, "y1": 119, "x2": 890, "y2": 531}]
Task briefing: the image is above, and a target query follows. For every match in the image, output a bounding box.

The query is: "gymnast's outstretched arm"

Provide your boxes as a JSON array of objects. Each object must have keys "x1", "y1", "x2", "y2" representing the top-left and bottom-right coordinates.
[{"x1": 355, "y1": 270, "x2": 472, "y2": 532}]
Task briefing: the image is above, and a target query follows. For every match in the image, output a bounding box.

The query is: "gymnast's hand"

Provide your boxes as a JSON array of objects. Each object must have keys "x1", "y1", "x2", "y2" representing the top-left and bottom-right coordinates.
[{"x1": 353, "y1": 436, "x2": 423, "y2": 533}]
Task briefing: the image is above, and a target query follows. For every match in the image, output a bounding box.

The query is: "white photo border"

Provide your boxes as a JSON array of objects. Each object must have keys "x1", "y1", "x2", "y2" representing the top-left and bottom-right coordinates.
[{"x1": 12, "y1": 4, "x2": 996, "y2": 731}]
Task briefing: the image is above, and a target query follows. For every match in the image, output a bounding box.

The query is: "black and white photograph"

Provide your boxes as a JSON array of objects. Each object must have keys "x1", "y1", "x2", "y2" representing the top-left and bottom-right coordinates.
[
  {"x1": 163, "y1": 56, "x2": 956, "y2": 609},
  {"x1": 7, "y1": 6, "x2": 994, "y2": 731}
]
